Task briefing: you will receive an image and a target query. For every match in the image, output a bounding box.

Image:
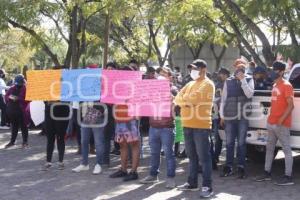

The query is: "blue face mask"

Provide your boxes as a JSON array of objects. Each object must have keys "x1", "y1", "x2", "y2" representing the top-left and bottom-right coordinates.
[{"x1": 269, "y1": 70, "x2": 280, "y2": 82}]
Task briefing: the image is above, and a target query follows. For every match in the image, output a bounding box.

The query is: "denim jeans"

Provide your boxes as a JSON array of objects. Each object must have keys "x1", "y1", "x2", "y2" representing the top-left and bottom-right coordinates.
[
  {"x1": 212, "y1": 118, "x2": 222, "y2": 161},
  {"x1": 184, "y1": 128, "x2": 212, "y2": 188},
  {"x1": 149, "y1": 127, "x2": 176, "y2": 178},
  {"x1": 81, "y1": 127, "x2": 105, "y2": 165},
  {"x1": 225, "y1": 119, "x2": 248, "y2": 168}
]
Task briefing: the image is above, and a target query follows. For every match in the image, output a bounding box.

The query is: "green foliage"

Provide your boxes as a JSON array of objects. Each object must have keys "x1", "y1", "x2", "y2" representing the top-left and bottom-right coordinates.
[{"x1": 0, "y1": 0, "x2": 299, "y2": 67}]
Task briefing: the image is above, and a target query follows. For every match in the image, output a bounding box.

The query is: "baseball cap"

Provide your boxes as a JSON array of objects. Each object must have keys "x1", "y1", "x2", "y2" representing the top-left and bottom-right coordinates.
[
  {"x1": 189, "y1": 59, "x2": 207, "y2": 69},
  {"x1": 272, "y1": 61, "x2": 286, "y2": 71}
]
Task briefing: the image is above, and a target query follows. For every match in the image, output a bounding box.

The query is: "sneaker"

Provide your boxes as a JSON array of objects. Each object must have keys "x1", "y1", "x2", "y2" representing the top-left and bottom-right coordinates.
[
  {"x1": 22, "y1": 143, "x2": 29, "y2": 149},
  {"x1": 220, "y1": 166, "x2": 233, "y2": 177},
  {"x1": 255, "y1": 171, "x2": 272, "y2": 182},
  {"x1": 72, "y1": 164, "x2": 89, "y2": 173},
  {"x1": 123, "y1": 171, "x2": 138, "y2": 182},
  {"x1": 0, "y1": 125, "x2": 10, "y2": 130},
  {"x1": 93, "y1": 164, "x2": 102, "y2": 175},
  {"x1": 58, "y1": 162, "x2": 65, "y2": 170},
  {"x1": 165, "y1": 177, "x2": 176, "y2": 189},
  {"x1": 275, "y1": 175, "x2": 294, "y2": 186},
  {"x1": 140, "y1": 175, "x2": 159, "y2": 184},
  {"x1": 237, "y1": 167, "x2": 247, "y2": 179},
  {"x1": 177, "y1": 183, "x2": 199, "y2": 191},
  {"x1": 200, "y1": 187, "x2": 213, "y2": 198},
  {"x1": 4, "y1": 143, "x2": 15, "y2": 149},
  {"x1": 41, "y1": 162, "x2": 52, "y2": 171},
  {"x1": 109, "y1": 169, "x2": 128, "y2": 178}
]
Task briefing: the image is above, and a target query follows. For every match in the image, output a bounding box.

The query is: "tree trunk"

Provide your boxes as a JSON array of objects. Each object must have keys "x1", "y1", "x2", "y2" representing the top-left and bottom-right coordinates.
[
  {"x1": 223, "y1": 0, "x2": 275, "y2": 66},
  {"x1": 213, "y1": 0, "x2": 265, "y2": 66},
  {"x1": 70, "y1": 5, "x2": 79, "y2": 69},
  {"x1": 210, "y1": 44, "x2": 227, "y2": 71},
  {"x1": 187, "y1": 42, "x2": 203, "y2": 60},
  {"x1": 103, "y1": 14, "x2": 111, "y2": 67},
  {"x1": 148, "y1": 20, "x2": 168, "y2": 67}
]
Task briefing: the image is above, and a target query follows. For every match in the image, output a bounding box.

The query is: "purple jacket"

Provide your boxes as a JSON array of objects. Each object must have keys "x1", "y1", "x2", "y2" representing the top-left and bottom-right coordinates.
[{"x1": 5, "y1": 85, "x2": 31, "y2": 125}]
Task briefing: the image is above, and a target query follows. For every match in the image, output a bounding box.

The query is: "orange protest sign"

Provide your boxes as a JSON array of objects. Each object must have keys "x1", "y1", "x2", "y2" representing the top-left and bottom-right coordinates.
[{"x1": 25, "y1": 70, "x2": 62, "y2": 101}]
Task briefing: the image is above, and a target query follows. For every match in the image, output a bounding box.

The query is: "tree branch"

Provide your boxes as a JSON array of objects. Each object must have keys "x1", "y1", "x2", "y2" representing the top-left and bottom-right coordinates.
[
  {"x1": 40, "y1": 9, "x2": 69, "y2": 42},
  {"x1": 8, "y1": 19, "x2": 60, "y2": 66}
]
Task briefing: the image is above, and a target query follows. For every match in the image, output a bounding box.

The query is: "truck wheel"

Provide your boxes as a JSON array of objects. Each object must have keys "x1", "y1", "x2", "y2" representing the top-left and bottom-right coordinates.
[{"x1": 247, "y1": 144, "x2": 279, "y2": 163}]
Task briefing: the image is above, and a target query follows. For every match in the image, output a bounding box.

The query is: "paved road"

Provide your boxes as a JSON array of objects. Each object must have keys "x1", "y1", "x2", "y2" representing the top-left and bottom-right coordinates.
[{"x1": 0, "y1": 129, "x2": 300, "y2": 200}]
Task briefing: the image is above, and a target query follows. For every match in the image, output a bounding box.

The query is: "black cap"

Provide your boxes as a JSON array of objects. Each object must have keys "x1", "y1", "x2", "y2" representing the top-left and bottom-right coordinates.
[
  {"x1": 218, "y1": 67, "x2": 230, "y2": 76},
  {"x1": 254, "y1": 66, "x2": 267, "y2": 74},
  {"x1": 189, "y1": 59, "x2": 207, "y2": 69},
  {"x1": 272, "y1": 61, "x2": 286, "y2": 71}
]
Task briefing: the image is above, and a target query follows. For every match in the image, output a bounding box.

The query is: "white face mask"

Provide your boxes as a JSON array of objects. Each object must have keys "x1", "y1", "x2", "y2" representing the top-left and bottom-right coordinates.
[{"x1": 190, "y1": 69, "x2": 200, "y2": 80}]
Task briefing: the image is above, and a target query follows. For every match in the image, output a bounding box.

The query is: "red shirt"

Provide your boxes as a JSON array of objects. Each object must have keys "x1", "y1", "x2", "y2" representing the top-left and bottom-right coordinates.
[{"x1": 268, "y1": 79, "x2": 294, "y2": 127}]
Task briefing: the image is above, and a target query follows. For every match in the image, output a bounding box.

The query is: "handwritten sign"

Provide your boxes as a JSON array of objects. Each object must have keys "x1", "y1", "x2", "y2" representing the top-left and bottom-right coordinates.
[
  {"x1": 26, "y1": 70, "x2": 61, "y2": 101},
  {"x1": 128, "y1": 80, "x2": 172, "y2": 117},
  {"x1": 61, "y1": 69, "x2": 102, "y2": 101},
  {"x1": 100, "y1": 70, "x2": 143, "y2": 104}
]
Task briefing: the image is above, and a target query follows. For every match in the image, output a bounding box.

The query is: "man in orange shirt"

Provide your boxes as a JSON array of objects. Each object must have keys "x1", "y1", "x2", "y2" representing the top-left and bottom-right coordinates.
[{"x1": 255, "y1": 61, "x2": 294, "y2": 186}]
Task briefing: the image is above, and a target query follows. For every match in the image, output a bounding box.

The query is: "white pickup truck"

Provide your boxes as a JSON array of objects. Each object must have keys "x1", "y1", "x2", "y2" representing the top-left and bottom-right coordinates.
[{"x1": 219, "y1": 63, "x2": 300, "y2": 161}]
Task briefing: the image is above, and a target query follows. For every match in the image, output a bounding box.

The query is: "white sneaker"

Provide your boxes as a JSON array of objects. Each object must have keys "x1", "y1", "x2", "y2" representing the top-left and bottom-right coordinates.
[
  {"x1": 93, "y1": 164, "x2": 102, "y2": 175},
  {"x1": 72, "y1": 164, "x2": 89, "y2": 173},
  {"x1": 0, "y1": 126, "x2": 10, "y2": 130},
  {"x1": 165, "y1": 177, "x2": 176, "y2": 189}
]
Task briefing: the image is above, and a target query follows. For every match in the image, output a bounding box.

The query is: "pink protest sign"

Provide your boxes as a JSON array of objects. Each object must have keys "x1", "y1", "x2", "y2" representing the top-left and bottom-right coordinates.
[
  {"x1": 128, "y1": 80, "x2": 172, "y2": 117},
  {"x1": 100, "y1": 70, "x2": 143, "y2": 104}
]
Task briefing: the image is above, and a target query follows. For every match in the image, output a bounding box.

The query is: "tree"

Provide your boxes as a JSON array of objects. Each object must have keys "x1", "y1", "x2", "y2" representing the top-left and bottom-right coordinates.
[
  {"x1": 0, "y1": 0, "x2": 122, "y2": 68},
  {"x1": 0, "y1": 30, "x2": 35, "y2": 73}
]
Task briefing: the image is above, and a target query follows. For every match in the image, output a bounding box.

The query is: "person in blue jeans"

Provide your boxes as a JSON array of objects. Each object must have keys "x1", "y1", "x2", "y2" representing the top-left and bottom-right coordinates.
[
  {"x1": 212, "y1": 68, "x2": 230, "y2": 164},
  {"x1": 175, "y1": 59, "x2": 215, "y2": 198},
  {"x1": 220, "y1": 59, "x2": 254, "y2": 178},
  {"x1": 72, "y1": 102, "x2": 106, "y2": 175},
  {"x1": 140, "y1": 66, "x2": 177, "y2": 189}
]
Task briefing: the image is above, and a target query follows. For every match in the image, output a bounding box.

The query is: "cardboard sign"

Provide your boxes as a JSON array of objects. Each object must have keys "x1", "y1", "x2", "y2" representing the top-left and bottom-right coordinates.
[
  {"x1": 61, "y1": 69, "x2": 102, "y2": 101},
  {"x1": 26, "y1": 70, "x2": 61, "y2": 101},
  {"x1": 100, "y1": 70, "x2": 142, "y2": 104},
  {"x1": 128, "y1": 80, "x2": 172, "y2": 117}
]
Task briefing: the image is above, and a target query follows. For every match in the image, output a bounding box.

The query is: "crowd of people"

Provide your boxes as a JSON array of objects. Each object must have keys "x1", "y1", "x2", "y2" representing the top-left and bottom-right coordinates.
[{"x1": 1, "y1": 58, "x2": 295, "y2": 198}]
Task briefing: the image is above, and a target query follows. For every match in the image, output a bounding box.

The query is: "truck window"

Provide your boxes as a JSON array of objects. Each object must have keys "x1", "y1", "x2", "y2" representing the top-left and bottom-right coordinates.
[{"x1": 289, "y1": 67, "x2": 300, "y2": 89}]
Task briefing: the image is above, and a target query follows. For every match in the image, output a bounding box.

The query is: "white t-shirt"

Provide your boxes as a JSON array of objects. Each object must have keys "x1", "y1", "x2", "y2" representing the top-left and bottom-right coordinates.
[{"x1": 0, "y1": 78, "x2": 8, "y2": 95}]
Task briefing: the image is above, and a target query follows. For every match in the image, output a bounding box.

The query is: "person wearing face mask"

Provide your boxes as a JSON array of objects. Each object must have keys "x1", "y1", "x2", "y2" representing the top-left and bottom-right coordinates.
[
  {"x1": 175, "y1": 59, "x2": 215, "y2": 198},
  {"x1": 4, "y1": 74, "x2": 30, "y2": 149},
  {"x1": 253, "y1": 66, "x2": 272, "y2": 90},
  {"x1": 219, "y1": 59, "x2": 254, "y2": 179},
  {"x1": 255, "y1": 61, "x2": 294, "y2": 186}
]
